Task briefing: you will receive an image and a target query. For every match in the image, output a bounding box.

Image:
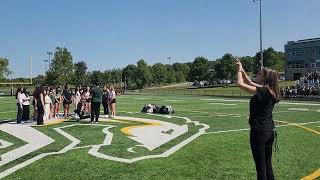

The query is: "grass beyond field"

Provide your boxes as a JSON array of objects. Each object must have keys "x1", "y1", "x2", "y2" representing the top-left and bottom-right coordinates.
[{"x1": 0, "y1": 94, "x2": 319, "y2": 180}]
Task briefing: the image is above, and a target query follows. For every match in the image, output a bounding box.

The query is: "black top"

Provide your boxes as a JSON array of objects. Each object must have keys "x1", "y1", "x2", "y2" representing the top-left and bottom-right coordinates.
[
  {"x1": 63, "y1": 89, "x2": 72, "y2": 100},
  {"x1": 249, "y1": 87, "x2": 275, "y2": 131}
]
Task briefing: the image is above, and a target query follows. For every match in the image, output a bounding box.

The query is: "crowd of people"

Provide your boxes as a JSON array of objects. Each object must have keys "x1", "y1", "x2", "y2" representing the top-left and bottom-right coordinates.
[
  {"x1": 281, "y1": 71, "x2": 320, "y2": 98},
  {"x1": 15, "y1": 83, "x2": 117, "y2": 125}
]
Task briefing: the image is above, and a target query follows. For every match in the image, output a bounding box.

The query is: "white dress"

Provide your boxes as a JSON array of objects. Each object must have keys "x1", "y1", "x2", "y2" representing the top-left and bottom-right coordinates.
[{"x1": 44, "y1": 95, "x2": 52, "y2": 121}]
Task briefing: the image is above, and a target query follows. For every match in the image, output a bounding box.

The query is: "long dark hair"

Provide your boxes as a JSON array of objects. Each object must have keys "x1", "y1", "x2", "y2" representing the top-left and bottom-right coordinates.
[
  {"x1": 260, "y1": 68, "x2": 281, "y2": 103},
  {"x1": 34, "y1": 86, "x2": 44, "y2": 100},
  {"x1": 15, "y1": 87, "x2": 22, "y2": 99},
  {"x1": 22, "y1": 88, "x2": 29, "y2": 97}
]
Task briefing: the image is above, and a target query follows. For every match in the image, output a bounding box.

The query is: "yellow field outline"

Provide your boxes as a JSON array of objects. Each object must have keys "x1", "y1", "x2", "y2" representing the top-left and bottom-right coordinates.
[
  {"x1": 120, "y1": 119, "x2": 161, "y2": 136},
  {"x1": 274, "y1": 120, "x2": 320, "y2": 180},
  {"x1": 32, "y1": 118, "x2": 66, "y2": 127},
  {"x1": 103, "y1": 119, "x2": 131, "y2": 124}
]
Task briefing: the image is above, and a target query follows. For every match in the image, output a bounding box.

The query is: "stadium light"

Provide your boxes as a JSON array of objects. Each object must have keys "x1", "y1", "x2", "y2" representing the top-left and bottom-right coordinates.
[
  {"x1": 167, "y1": 57, "x2": 171, "y2": 65},
  {"x1": 253, "y1": 0, "x2": 264, "y2": 70},
  {"x1": 43, "y1": 59, "x2": 48, "y2": 75},
  {"x1": 47, "y1": 51, "x2": 53, "y2": 69}
]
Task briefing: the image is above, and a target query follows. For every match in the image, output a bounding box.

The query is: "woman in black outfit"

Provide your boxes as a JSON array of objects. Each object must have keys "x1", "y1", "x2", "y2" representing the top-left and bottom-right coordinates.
[
  {"x1": 34, "y1": 86, "x2": 45, "y2": 125},
  {"x1": 236, "y1": 59, "x2": 280, "y2": 180}
]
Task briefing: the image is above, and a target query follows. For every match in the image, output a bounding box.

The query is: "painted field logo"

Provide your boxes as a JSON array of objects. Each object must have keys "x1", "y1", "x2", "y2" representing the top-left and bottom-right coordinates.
[
  {"x1": 0, "y1": 115, "x2": 209, "y2": 178},
  {"x1": 56, "y1": 115, "x2": 209, "y2": 163}
]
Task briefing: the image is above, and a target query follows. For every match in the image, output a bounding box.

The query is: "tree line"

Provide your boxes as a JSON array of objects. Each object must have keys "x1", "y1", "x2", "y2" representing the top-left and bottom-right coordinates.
[{"x1": 1, "y1": 46, "x2": 285, "y2": 89}]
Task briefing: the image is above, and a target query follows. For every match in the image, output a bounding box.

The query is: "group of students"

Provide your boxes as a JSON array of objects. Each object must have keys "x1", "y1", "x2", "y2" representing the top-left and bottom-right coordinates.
[{"x1": 15, "y1": 83, "x2": 117, "y2": 125}]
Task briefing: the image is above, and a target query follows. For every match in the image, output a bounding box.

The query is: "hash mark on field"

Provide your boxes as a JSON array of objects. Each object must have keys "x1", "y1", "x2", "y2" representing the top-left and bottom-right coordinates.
[
  {"x1": 209, "y1": 103, "x2": 237, "y2": 106},
  {"x1": 288, "y1": 108, "x2": 309, "y2": 111},
  {"x1": 164, "y1": 100, "x2": 181, "y2": 102}
]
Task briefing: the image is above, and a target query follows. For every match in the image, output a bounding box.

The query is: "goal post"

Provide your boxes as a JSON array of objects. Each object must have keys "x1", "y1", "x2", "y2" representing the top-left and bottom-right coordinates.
[{"x1": 0, "y1": 57, "x2": 33, "y2": 96}]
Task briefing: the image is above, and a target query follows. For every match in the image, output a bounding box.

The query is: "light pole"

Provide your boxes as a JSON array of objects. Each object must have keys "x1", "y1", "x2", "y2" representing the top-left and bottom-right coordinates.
[
  {"x1": 47, "y1": 51, "x2": 53, "y2": 69},
  {"x1": 253, "y1": 0, "x2": 263, "y2": 70},
  {"x1": 167, "y1": 57, "x2": 171, "y2": 65},
  {"x1": 43, "y1": 59, "x2": 48, "y2": 75}
]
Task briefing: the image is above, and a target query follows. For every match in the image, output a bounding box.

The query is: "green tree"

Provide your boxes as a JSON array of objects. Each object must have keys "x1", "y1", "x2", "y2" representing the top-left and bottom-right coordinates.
[
  {"x1": 73, "y1": 61, "x2": 88, "y2": 85},
  {"x1": 136, "y1": 59, "x2": 151, "y2": 89},
  {"x1": 240, "y1": 56, "x2": 254, "y2": 72},
  {"x1": 175, "y1": 71, "x2": 185, "y2": 83},
  {"x1": 254, "y1": 47, "x2": 285, "y2": 74},
  {"x1": 172, "y1": 63, "x2": 190, "y2": 81},
  {"x1": 188, "y1": 57, "x2": 209, "y2": 81},
  {"x1": 46, "y1": 47, "x2": 74, "y2": 85},
  {"x1": 166, "y1": 65, "x2": 176, "y2": 85},
  {"x1": 89, "y1": 70, "x2": 103, "y2": 85},
  {"x1": 152, "y1": 63, "x2": 167, "y2": 85},
  {"x1": 123, "y1": 64, "x2": 138, "y2": 89},
  {"x1": 214, "y1": 54, "x2": 236, "y2": 80},
  {"x1": 0, "y1": 58, "x2": 12, "y2": 80}
]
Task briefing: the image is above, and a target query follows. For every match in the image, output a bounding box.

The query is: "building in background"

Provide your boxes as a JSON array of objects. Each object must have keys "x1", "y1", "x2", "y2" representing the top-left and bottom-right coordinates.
[{"x1": 285, "y1": 38, "x2": 320, "y2": 80}]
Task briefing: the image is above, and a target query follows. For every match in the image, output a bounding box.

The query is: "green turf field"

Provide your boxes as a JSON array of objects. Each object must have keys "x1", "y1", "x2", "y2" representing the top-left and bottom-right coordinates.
[{"x1": 0, "y1": 94, "x2": 319, "y2": 180}]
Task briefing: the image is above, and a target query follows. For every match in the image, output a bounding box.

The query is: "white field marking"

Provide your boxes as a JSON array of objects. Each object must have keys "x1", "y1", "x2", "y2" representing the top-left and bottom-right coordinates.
[
  {"x1": 200, "y1": 98, "x2": 320, "y2": 106},
  {"x1": 127, "y1": 147, "x2": 137, "y2": 153},
  {"x1": 0, "y1": 111, "x2": 17, "y2": 114},
  {"x1": 204, "y1": 121, "x2": 320, "y2": 135},
  {"x1": 88, "y1": 114, "x2": 210, "y2": 163},
  {"x1": 0, "y1": 124, "x2": 55, "y2": 167},
  {"x1": 190, "y1": 110, "x2": 210, "y2": 114},
  {"x1": 163, "y1": 100, "x2": 182, "y2": 102},
  {"x1": 317, "y1": 110, "x2": 320, "y2": 112},
  {"x1": 134, "y1": 98, "x2": 149, "y2": 100},
  {"x1": 0, "y1": 115, "x2": 209, "y2": 172},
  {"x1": 201, "y1": 98, "x2": 249, "y2": 103},
  {"x1": 0, "y1": 139, "x2": 13, "y2": 149},
  {"x1": 209, "y1": 103, "x2": 238, "y2": 106},
  {"x1": 0, "y1": 124, "x2": 113, "y2": 179},
  {"x1": 273, "y1": 111, "x2": 291, "y2": 114},
  {"x1": 288, "y1": 108, "x2": 310, "y2": 111}
]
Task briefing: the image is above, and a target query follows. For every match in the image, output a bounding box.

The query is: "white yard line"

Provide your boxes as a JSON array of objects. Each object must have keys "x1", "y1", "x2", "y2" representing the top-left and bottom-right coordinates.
[
  {"x1": 288, "y1": 108, "x2": 310, "y2": 111},
  {"x1": 209, "y1": 103, "x2": 238, "y2": 106},
  {"x1": 204, "y1": 121, "x2": 320, "y2": 135},
  {"x1": 200, "y1": 98, "x2": 320, "y2": 106}
]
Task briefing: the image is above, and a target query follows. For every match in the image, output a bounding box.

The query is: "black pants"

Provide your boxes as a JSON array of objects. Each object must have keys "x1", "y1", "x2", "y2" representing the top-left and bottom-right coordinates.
[
  {"x1": 22, "y1": 105, "x2": 30, "y2": 121},
  {"x1": 16, "y1": 103, "x2": 23, "y2": 124},
  {"x1": 91, "y1": 102, "x2": 101, "y2": 122},
  {"x1": 250, "y1": 129, "x2": 275, "y2": 180},
  {"x1": 103, "y1": 102, "x2": 109, "y2": 115},
  {"x1": 37, "y1": 104, "x2": 44, "y2": 125}
]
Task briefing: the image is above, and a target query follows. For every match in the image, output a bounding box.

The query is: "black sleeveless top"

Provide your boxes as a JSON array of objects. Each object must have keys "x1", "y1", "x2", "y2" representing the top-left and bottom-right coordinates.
[{"x1": 249, "y1": 87, "x2": 275, "y2": 131}]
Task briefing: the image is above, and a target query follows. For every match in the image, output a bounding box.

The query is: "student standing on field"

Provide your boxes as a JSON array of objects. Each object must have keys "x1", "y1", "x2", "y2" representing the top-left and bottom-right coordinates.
[
  {"x1": 63, "y1": 84, "x2": 73, "y2": 118},
  {"x1": 90, "y1": 83, "x2": 102, "y2": 123},
  {"x1": 236, "y1": 58, "x2": 280, "y2": 180},
  {"x1": 74, "y1": 86, "x2": 81, "y2": 110},
  {"x1": 34, "y1": 86, "x2": 45, "y2": 125},
  {"x1": 15, "y1": 87, "x2": 23, "y2": 124},
  {"x1": 21, "y1": 88, "x2": 31, "y2": 122},
  {"x1": 55, "y1": 86, "x2": 62, "y2": 118},
  {"x1": 84, "y1": 86, "x2": 91, "y2": 114},
  {"x1": 44, "y1": 89, "x2": 52, "y2": 121},
  {"x1": 102, "y1": 85, "x2": 110, "y2": 118},
  {"x1": 108, "y1": 85, "x2": 117, "y2": 118},
  {"x1": 49, "y1": 88, "x2": 56, "y2": 119}
]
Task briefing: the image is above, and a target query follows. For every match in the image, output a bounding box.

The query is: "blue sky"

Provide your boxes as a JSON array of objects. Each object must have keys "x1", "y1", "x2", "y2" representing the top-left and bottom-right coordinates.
[{"x1": 0, "y1": 0, "x2": 319, "y2": 78}]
